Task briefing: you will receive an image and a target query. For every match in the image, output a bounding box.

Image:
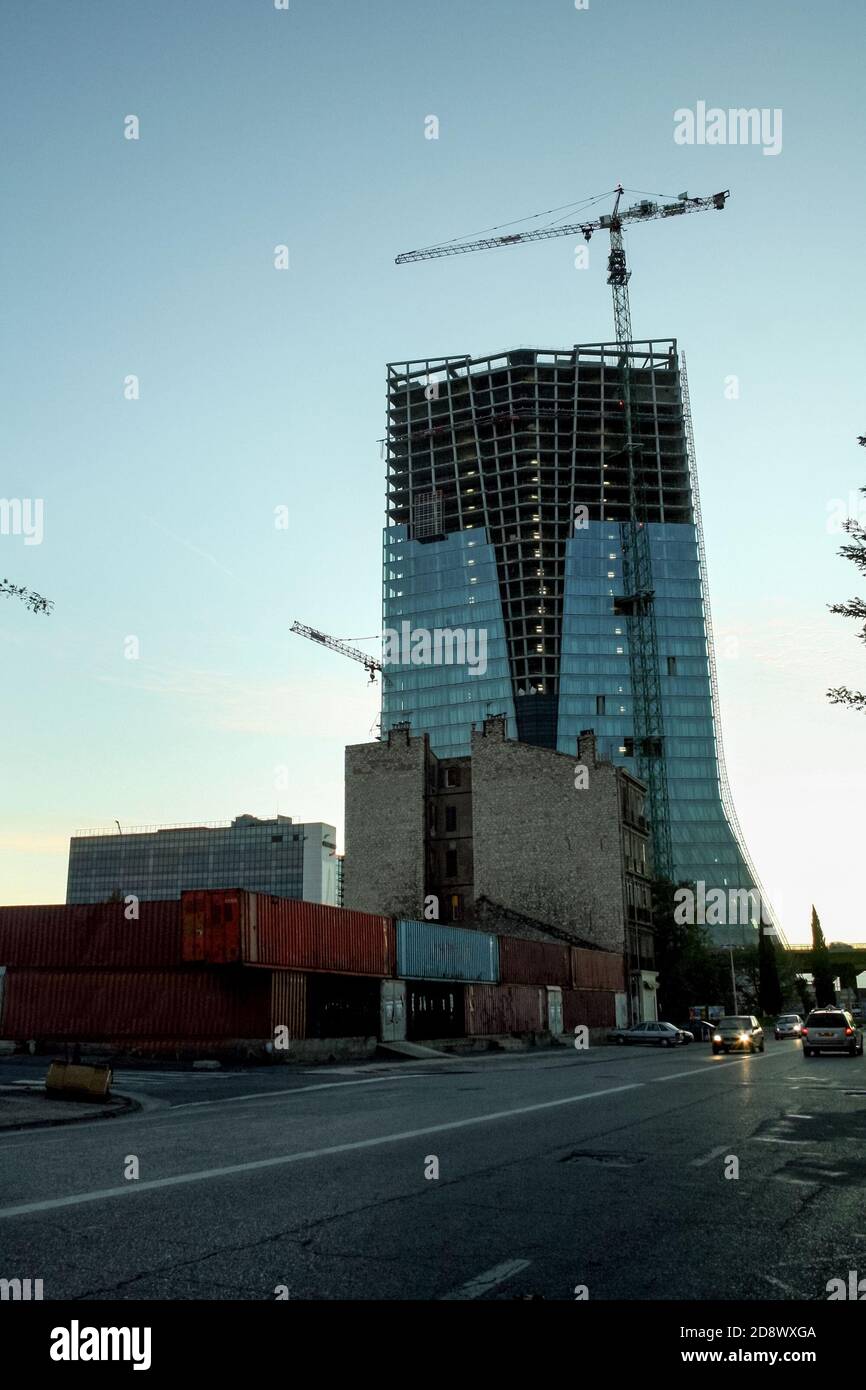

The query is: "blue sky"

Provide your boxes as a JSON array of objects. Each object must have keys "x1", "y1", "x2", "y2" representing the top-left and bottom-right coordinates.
[{"x1": 1, "y1": 0, "x2": 864, "y2": 943}]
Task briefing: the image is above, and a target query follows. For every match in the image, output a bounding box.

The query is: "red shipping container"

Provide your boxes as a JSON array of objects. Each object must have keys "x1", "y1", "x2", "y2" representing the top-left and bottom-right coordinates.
[
  {"x1": 270, "y1": 969, "x2": 306, "y2": 1040},
  {"x1": 0, "y1": 967, "x2": 272, "y2": 1041},
  {"x1": 0, "y1": 901, "x2": 182, "y2": 969},
  {"x1": 498, "y1": 936, "x2": 571, "y2": 988},
  {"x1": 571, "y1": 947, "x2": 625, "y2": 993},
  {"x1": 562, "y1": 988, "x2": 617, "y2": 1031},
  {"x1": 464, "y1": 983, "x2": 547, "y2": 1036},
  {"x1": 181, "y1": 891, "x2": 395, "y2": 978}
]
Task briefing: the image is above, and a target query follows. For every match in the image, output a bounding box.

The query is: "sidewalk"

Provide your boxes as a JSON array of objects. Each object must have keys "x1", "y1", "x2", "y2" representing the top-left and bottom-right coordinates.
[{"x1": 0, "y1": 1084, "x2": 137, "y2": 1133}]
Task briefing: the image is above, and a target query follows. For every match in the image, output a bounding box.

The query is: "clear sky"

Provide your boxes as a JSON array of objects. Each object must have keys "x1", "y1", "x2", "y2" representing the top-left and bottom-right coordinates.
[{"x1": 1, "y1": 0, "x2": 863, "y2": 943}]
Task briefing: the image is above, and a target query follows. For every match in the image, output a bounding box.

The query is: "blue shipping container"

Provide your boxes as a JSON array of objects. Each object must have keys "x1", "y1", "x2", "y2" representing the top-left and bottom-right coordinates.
[{"x1": 396, "y1": 920, "x2": 499, "y2": 983}]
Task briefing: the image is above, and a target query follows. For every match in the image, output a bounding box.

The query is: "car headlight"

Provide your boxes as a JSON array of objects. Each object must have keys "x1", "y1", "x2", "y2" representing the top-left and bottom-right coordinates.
[
  {"x1": 713, "y1": 1034, "x2": 722, "y2": 1043},
  {"x1": 739, "y1": 1032, "x2": 750, "y2": 1041}
]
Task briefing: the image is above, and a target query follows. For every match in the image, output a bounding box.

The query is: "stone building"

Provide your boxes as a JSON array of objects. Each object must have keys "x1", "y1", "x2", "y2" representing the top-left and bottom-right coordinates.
[{"x1": 345, "y1": 716, "x2": 655, "y2": 991}]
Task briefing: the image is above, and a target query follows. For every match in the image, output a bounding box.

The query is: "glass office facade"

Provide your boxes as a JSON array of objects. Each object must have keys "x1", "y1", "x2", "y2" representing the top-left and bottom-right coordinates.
[
  {"x1": 67, "y1": 815, "x2": 338, "y2": 905},
  {"x1": 559, "y1": 522, "x2": 753, "y2": 893},
  {"x1": 381, "y1": 526, "x2": 516, "y2": 756},
  {"x1": 381, "y1": 343, "x2": 767, "y2": 936}
]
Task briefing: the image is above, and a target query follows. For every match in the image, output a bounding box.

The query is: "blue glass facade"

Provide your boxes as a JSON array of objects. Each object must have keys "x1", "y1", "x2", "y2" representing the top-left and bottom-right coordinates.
[
  {"x1": 382, "y1": 526, "x2": 516, "y2": 756},
  {"x1": 381, "y1": 343, "x2": 768, "y2": 933},
  {"x1": 559, "y1": 522, "x2": 752, "y2": 891}
]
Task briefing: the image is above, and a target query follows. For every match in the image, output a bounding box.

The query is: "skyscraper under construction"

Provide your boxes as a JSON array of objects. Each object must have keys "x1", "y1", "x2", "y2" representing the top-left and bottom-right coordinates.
[{"x1": 380, "y1": 339, "x2": 769, "y2": 928}]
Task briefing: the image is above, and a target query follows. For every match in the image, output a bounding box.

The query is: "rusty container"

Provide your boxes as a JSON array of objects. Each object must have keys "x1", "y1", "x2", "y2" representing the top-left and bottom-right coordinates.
[
  {"x1": 464, "y1": 983, "x2": 547, "y2": 1036},
  {"x1": 571, "y1": 947, "x2": 626, "y2": 993},
  {"x1": 498, "y1": 935, "x2": 571, "y2": 988},
  {"x1": 0, "y1": 901, "x2": 182, "y2": 968},
  {"x1": 562, "y1": 988, "x2": 618, "y2": 1031}
]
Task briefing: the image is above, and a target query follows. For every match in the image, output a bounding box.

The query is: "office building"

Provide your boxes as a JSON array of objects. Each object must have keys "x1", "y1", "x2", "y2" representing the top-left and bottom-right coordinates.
[
  {"x1": 66, "y1": 814, "x2": 338, "y2": 906},
  {"x1": 380, "y1": 342, "x2": 772, "y2": 939}
]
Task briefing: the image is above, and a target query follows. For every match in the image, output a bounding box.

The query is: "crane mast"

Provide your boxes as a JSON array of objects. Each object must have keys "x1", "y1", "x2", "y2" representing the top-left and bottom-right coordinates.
[{"x1": 607, "y1": 185, "x2": 672, "y2": 877}]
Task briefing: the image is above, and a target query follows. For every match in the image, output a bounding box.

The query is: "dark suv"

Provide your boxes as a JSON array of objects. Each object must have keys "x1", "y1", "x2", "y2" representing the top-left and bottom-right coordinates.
[{"x1": 802, "y1": 1009, "x2": 864, "y2": 1057}]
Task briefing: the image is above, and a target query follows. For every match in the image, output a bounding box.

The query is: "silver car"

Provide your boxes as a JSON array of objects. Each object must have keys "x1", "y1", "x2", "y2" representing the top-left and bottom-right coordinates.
[
  {"x1": 712, "y1": 1015, "x2": 764, "y2": 1054},
  {"x1": 802, "y1": 1009, "x2": 864, "y2": 1057},
  {"x1": 608, "y1": 1021, "x2": 692, "y2": 1048},
  {"x1": 774, "y1": 1013, "x2": 803, "y2": 1039}
]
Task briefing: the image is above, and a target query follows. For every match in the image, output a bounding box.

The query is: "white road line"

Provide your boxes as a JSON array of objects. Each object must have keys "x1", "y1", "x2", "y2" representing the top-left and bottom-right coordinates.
[
  {"x1": 751, "y1": 1136, "x2": 810, "y2": 1145},
  {"x1": 0, "y1": 1082, "x2": 643, "y2": 1219},
  {"x1": 168, "y1": 1075, "x2": 419, "y2": 1111},
  {"x1": 786, "y1": 1113, "x2": 813, "y2": 1119},
  {"x1": 440, "y1": 1259, "x2": 531, "y2": 1301},
  {"x1": 690, "y1": 1144, "x2": 729, "y2": 1168},
  {"x1": 772, "y1": 1177, "x2": 816, "y2": 1187},
  {"x1": 652, "y1": 1057, "x2": 767, "y2": 1082}
]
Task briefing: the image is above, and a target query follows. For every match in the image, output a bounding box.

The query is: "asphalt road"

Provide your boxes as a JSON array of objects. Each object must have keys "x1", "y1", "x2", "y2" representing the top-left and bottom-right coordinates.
[{"x1": 1, "y1": 1040, "x2": 865, "y2": 1301}]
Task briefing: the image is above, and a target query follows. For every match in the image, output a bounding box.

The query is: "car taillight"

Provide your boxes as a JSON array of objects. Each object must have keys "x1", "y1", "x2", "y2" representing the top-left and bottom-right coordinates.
[
  {"x1": 801, "y1": 1028, "x2": 808, "y2": 1036},
  {"x1": 845, "y1": 1027, "x2": 854, "y2": 1036}
]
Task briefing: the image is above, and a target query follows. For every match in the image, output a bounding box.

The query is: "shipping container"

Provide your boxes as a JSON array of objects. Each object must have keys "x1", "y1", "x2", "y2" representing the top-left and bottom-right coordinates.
[
  {"x1": 0, "y1": 901, "x2": 182, "y2": 969},
  {"x1": 562, "y1": 987, "x2": 617, "y2": 1031},
  {"x1": 181, "y1": 891, "x2": 394, "y2": 977},
  {"x1": 270, "y1": 970, "x2": 306, "y2": 1041},
  {"x1": 498, "y1": 936, "x2": 571, "y2": 989},
  {"x1": 306, "y1": 973, "x2": 379, "y2": 1039},
  {"x1": 396, "y1": 920, "x2": 499, "y2": 983},
  {"x1": 406, "y1": 981, "x2": 464, "y2": 1040},
  {"x1": 464, "y1": 983, "x2": 547, "y2": 1036},
  {"x1": 0, "y1": 966, "x2": 273, "y2": 1041},
  {"x1": 571, "y1": 947, "x2": 625, "y2": 993}
]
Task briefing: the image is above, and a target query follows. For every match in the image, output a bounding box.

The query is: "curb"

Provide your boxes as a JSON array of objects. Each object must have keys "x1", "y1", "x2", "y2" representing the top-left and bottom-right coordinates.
[{"x1": 0, "y1": 1091, "x2": 140, "y2": 1134}]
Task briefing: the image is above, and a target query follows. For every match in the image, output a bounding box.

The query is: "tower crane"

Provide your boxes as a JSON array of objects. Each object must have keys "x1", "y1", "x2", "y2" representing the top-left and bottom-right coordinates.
[
  {"x1": 396, "y1": 184, "x2": 729, "y2": 879},
  {"x1": 290, "y1": 620, "x2": 383, "y2": 683}
]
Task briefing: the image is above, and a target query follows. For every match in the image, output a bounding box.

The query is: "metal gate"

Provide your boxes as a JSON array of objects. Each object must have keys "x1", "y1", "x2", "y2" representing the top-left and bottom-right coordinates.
[{"x1": 380, "y1": 980, "x2": 406, "y2": 1041}]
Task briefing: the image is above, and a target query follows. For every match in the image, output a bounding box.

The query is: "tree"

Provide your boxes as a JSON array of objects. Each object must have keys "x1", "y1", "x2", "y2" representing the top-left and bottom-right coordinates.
[
  {"x1": 757, "y1": 924, "x2": 783, "y2": 1014},
  {"x1": 794, "y1": 974, "x2": 814, "y2": 1015},
  {"x1": 827, "y1": 438, "x2": 865, "y2": 711},
  {"x1": 0, "y1": 579, "x2": 53, "y2": 615},
  {"x1": 810, "y1": 905, "x2": 836, "y2": 1007},
  {"x1": 652, "y1": 877, "x2": 729, "y2": 1020}
]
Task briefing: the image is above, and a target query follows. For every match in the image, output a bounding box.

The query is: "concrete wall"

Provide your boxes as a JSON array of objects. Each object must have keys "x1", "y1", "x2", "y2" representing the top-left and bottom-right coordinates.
[
  {"x1": 344, "y1": 727, "x2": 427, "y2": 919},
  {"x1": 470, "y1": 718, "x2": 627, "y2": 953}
]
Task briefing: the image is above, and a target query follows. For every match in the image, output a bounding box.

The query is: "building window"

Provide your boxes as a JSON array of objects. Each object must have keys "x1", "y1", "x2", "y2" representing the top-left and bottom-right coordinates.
[
  {"x1": 596, "y1": 695, "x2": 606, "y2": 716},
  {"x1": 667, "y1": 656, "x2": 678, "y2": 677},
  {"x1": 450, "y1": 894, "x2": 464, "y2": 922},
  {"x1": 271, "y1": 835, "x2": 283, "y2": 843},
  {"x1": 445, "y1": 849, "x2": 458, "y2": 877},
  {"x1": 445, "y1": 768, "x2": 461, "y2": 788},
  {"x1": 445, "y1": 806, "x2": 457, "y2": 832}
]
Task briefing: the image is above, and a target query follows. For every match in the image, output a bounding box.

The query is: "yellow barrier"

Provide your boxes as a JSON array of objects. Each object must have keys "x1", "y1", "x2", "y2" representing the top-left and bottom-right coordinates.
[{"x1": 45, "y1": 1062, "x2": 113, "y2": 1100}]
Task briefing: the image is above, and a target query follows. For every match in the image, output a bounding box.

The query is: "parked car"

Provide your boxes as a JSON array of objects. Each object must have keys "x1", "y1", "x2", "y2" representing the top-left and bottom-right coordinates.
[
  {"x1": 608, "y1": 1021, "x2": 693, "y2": 1048},
  {"x1": 801, "y1": 1009, "x2": 864, "y2": 1057},
  {"x1": 712, "y1": 1015, "x2": 764, "y2": 1054},
  {"x1": 774, "y1": 1013, "x2": 803, "y2": 1039},
  {"x1": 681, "y1": 1019, "x2": 715, "y2": 1041}
]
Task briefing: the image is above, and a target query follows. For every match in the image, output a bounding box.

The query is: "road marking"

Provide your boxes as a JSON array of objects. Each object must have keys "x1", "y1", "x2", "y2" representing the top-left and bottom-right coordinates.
[
  {"x1": 652, "y1": 1056, "x2": 777, "y2": 1082},
  {"x1": 0, "y1": 1082, "x2": 643, "y2": 1219},
  {"x1": 440, "y1": 1259, "x2": 531, "y2": 1301},
  {"x1": 690, "y1": 1144, "x2": 729, "y2": 1168},
  {"x1": 168, "y1": 1074, "x2": 420, "y2": 1111},
  {"x1": 751, "y1": 1136, "x2": 809, "y2": 1145},
  {"x1": 786, "y1": 1113, "x2": 812, "y2": 1119},
  {"x1": 772, "y1": 1177, "x2": 816, "y2": 1187}
]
